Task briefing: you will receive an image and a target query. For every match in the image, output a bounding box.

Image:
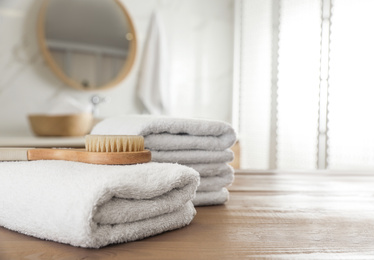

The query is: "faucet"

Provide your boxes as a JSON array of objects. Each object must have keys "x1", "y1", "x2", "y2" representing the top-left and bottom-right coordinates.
[{"x1": 90, "y1": 95, "x2": 108, "y2": 117}]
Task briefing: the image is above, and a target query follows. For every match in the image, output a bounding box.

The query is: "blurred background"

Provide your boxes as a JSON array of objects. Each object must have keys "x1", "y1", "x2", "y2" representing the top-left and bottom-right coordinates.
[
  {"x1": 1, "y1": 0, "x2": 374, "y2": 171},
  {"x1": 0, "y1": 0, "x2": 234, "y2": 133}
]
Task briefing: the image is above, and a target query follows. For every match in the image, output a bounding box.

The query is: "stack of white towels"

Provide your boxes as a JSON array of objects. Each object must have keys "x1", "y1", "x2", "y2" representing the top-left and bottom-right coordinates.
[
  {"x1": 0, "y1": 114, "x2": 236, "y2": 248},
  {"x1": 91, "y1": 115, "x2": 237, "y2": 206}
]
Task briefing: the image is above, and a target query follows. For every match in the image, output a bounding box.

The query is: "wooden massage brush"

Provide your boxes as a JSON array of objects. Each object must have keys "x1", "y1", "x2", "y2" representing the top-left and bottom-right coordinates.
[{"x1": 0, "y1": 135, "x2": 151, "y2": 165}]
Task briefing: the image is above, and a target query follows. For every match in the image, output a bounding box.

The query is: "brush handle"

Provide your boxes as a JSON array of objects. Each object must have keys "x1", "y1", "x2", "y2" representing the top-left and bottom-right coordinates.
[
  {"x1": 0, "y1": 148, "x2": 30, "y2": 161},
  {"x1": 0, "y1": 148, "x2": 151, "y2": 165}
]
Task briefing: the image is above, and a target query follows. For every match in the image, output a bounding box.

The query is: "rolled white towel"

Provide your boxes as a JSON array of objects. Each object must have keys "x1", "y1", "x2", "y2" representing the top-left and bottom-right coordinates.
[
  {"x1": 91, "y1": 115, "x2": 237, "y2": 151},
  {"x1": 0, "y1": 161, "x2": 199, "y2": 248}
]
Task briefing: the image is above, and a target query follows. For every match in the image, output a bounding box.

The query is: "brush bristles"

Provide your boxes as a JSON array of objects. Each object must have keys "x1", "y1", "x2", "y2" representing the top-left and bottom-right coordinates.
[{"x1": 85, "y1": 135, "x2": 145, "y2": 152}]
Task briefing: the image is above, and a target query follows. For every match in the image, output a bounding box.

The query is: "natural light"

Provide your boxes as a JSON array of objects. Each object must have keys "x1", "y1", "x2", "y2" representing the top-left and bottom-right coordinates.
[{"x1": 236, "y1": 0, "x2": 374, "y2": 170}]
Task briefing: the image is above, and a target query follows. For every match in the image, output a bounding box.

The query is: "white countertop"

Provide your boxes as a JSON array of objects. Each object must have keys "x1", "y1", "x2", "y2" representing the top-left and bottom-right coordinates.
[{"x1": 0, "y1": 136, "x2": 85, "y2": 148}]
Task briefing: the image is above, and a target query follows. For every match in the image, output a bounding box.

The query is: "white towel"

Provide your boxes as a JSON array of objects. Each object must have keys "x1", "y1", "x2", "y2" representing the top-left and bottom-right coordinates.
[
  {"x1": 136, "y1": 12, "x2": 169, "y2": 115},
  {"x1": 91, "y1": 115, "x2": 237, "y2": 151},
  {"x1": 0, "y1": 161, "x2": 199, "y2": 248},
  {"x1": 185, "y1": 163, "x2": 234, "y2": 177},
  {"x1": 193, "y1": 189, "x2": 229, "y2": 206},
  {"x1": 151, "y1": 150, "x2": 234, "y2": 164},
  {"x1": 198, "y1": 173, "x2": 234, "y2": 192},
  {"x1": 188, "y1": 163, "x2": 234, "y2": 194}
]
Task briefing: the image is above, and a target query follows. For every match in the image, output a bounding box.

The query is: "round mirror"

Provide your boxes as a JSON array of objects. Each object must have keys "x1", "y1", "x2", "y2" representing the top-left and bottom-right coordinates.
[{"x1": 38, "y1": 0, "x2": 137, "y2": 91}]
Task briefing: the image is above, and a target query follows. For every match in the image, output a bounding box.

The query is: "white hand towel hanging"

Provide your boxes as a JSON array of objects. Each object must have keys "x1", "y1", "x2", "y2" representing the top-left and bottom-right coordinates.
[{"x1": 136, "y1": 11, "x2": 169, "y2": 115}]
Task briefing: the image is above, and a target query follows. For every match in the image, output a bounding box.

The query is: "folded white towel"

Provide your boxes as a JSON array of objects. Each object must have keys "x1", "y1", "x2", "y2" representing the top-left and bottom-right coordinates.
[
  {"x1": 185, "y1": 163, "x2": 234, "y2": 177},
  {"x1": 91, "y1": 115, "x2": 237, "y2": 151},
  {"x1": 151, "y1": 150, "x2": 234, "y2": 164},
  {"x1": 193, "y1": 188, "x2": 229, "y2": 206},
  {"x1": 198, "y1": 173, "x2": 234, "y2": 192},
  {"x1": 0, "y1": 161, "x2": 199, "y2": 248}
]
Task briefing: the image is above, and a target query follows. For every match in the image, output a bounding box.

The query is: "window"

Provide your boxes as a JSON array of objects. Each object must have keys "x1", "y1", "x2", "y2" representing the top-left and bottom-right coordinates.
[{"x1": 235, "y1": 0, "x2": 374, "y2": 170}]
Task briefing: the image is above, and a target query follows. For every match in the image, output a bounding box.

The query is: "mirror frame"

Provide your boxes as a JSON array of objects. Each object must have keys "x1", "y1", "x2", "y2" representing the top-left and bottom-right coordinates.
[{"x1": 37, "y1": 0, "x2": 137, "y2": 91}]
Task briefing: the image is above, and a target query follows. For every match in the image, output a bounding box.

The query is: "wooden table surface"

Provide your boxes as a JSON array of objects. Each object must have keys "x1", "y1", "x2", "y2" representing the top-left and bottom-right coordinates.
[{"x1": 1, "y1": 171, "x2": 374, "y2": 259}]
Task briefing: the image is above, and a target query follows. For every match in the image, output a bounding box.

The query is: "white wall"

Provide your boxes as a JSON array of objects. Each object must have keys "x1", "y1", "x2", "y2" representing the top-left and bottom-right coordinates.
[{"x1": 0, "y1": 0, "x2": 234, "y2": 136}]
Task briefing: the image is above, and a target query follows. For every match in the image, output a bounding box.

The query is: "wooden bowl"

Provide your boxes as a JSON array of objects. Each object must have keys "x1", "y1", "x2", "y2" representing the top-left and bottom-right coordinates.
[{"x1": 28, "y1": 113, "x2": 93, "y2": 137}]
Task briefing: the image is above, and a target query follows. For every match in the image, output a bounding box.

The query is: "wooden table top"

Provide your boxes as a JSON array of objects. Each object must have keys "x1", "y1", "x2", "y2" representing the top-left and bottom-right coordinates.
[{"x1": 1, "y1": 171, "x2": 374, "y2": 259}]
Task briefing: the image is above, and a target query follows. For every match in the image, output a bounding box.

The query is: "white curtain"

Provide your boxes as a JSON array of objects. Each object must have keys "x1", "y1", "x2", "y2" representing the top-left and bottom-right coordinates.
[{"x1": 236, "y1": 0, "x2": 374, "y2": 170}]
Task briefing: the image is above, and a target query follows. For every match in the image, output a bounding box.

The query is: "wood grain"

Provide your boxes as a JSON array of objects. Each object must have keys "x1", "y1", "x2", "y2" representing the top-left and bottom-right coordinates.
[
  {"x1": 27, "y1": 149, "x2": 151, "y2": 165},
  {"x1": 2, "y1": 171, "x2": 374, "y2": 259}
]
